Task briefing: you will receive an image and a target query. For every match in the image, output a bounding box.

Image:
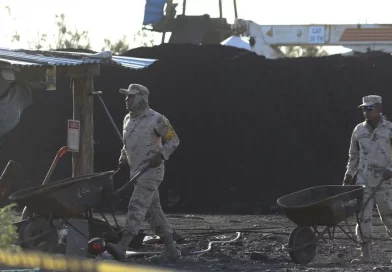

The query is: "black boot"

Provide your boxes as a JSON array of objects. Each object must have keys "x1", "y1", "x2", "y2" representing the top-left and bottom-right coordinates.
[
  {"x1": 106, "y1": 230, "x2": 134, "y2": 261},
  {"x1": 150, "y1": 234, "x2": 179, "y2": 263},
  {"x1": 351, "y1": 241, "x2": 371, "y2": 264}
]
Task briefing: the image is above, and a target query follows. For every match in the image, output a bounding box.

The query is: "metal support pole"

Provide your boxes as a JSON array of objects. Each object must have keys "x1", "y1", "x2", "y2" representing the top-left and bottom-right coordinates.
[
  {"x1": 233, "y1": 0, "x2": 238, "y2": 19},
  {"x1": 183, "y1": 0, "x2": 187, "y2": 15},
  {"x1": 90, "y1": 91, "x2": 123, "y2": 144},
  {"x1": 219, "y1": 0, "x2": 223, "y2": 41}
]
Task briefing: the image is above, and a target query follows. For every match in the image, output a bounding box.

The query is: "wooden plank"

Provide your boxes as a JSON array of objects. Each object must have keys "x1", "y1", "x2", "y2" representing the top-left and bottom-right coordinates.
[
  {"x1": 59, "y1": 64, "x2": 100, "y2": 78},
  {"x1": 19, "y1": 67, "x2": 46, "y2": 81},
  {"x1": 0, "y1": 64, "x2": 20, "y2": 72},
  {"x1": 71, "y1": 73, "x2": 95, "y2": 177}
]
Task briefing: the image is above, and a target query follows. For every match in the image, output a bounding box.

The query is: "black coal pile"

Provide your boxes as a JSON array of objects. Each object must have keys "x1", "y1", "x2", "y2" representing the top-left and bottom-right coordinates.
[{"x1": 2, "y1": 44, "x2": 392, "y2": 214}]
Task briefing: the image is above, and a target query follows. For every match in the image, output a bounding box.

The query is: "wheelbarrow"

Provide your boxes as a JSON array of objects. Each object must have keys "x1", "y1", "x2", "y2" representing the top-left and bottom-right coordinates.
[
  {"x1": 9, "y1": 166, "x2": 149, "y2": 255},
  {"x1": 277, "y1": 185, "x2": 365, "y2": 265}
]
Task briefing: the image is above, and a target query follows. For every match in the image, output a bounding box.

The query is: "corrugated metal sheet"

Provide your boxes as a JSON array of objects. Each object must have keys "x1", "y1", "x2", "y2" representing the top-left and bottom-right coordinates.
[
  {"x1": 112, "y1": 55, "x2": 156, "y2": 69},
  {"x1": 0, "y1": 48, "x2": 157, "y2": 70}
]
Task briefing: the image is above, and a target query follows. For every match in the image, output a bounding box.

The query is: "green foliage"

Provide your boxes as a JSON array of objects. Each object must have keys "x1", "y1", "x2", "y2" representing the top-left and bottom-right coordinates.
[
  {"x1": 27, "y1": 32, "x2": 47, "y2": 50},
  {"x1": 4, "y1": 6, "x2": 11, "y2": 16},
  {"x1": 11, "y1": 32, "x2": 20, "y2": 42},
  {"x1": 102, "y1": 30, "x2": 156, "y2": 55},
  {"x1": 55, "y1": 14, "x2": 91, "y2": 50},
  {"x1": 0, "y1": 204, "x2": 20, "y2": 251},
  {"x1": 102, "y1": 36, "x2": 130, "y2": 55},
  {"x1": 131, "y1": 30, "x2": 156, "y2": 47},
  {"x1": 280, "y1": 45, "x2": 328, "y2": 58},
  {"x1": 7, "y1": 9, "x2": 156, "y2": 51}
]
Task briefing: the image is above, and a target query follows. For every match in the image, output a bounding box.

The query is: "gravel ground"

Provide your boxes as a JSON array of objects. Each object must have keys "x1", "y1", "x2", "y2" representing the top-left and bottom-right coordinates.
[
  {"x1": 105, "y1": 212, "x2": 392, "y2": 272},
  {"x1": 9, "y1": 211, "x2": 392, "y2": 272}
]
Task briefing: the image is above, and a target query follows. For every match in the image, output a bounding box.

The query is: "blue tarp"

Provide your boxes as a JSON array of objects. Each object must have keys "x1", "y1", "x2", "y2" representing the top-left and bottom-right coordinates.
[{"x1": 143, "y1": 0, "x2": 167, "y2": 25}]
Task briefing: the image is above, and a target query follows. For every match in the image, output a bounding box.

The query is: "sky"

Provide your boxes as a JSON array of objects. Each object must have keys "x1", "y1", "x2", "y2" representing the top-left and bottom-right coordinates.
[{"x1": 1, "y1": 0, "x2": 392, "y2": 54}]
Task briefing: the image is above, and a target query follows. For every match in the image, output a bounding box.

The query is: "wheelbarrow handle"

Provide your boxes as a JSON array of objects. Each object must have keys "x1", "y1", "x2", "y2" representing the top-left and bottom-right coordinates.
[
  {"x1": 112, "y1": 165, "x2": 150, "y2": 196},
  {"x1": 21, "y1": 146, "x2": 68, "y2": 220}
]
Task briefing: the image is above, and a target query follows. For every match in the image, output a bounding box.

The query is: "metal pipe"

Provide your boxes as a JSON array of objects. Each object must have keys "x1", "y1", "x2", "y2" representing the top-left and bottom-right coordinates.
[
  {"x1": 90, "y1": 91, "x2": 123, "y2": 144},
  {"x1": 219, "y1": 0, "x2": 223, "y2": 41},
  {"x1": 233, "y1": 0, "x2": 238, "y2": 19},
  {"x1": 182, "y1": 0, "x2": 186, "y2": 15},
  {"x1": 0, "y1": 160, "x2": 20, "y2": 203}
]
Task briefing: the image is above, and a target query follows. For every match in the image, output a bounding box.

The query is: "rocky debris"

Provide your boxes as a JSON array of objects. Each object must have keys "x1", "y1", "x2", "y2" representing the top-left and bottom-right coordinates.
[
  {"x1": 249, "y1": 252, "x2": 269, "y2": 261},
  {"x1": 372, "y1": 266, "x2": 392, "y2": 271}
]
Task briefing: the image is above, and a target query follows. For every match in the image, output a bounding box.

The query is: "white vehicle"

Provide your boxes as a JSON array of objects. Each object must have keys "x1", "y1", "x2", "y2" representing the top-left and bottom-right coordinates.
[{"x1": 225, "y1": 19, "x2": 392, "y2": 58}]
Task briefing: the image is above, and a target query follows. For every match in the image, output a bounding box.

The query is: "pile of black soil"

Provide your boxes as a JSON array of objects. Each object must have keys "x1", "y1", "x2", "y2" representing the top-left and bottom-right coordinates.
[{"x1": 2, "y1": 44, "x2": 392, "y2": 214}]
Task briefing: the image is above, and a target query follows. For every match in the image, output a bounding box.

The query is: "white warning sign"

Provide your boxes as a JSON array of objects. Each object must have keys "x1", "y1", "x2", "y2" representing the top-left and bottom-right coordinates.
[{"x1": 67, "y1": 120, "x2": 80, "y2": 152}]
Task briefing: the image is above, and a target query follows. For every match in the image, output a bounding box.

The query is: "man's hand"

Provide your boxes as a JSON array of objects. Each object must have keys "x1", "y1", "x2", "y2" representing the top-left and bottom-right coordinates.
[
  {"x1": 149, "y1": 152, "x2": 164, "y2": 168},
  {"x1": 343, "y1": 174, "x2": 353, "y2": 185},
  {"x1": 383, "y1": 169, "x2": 392, "y2": 180}
]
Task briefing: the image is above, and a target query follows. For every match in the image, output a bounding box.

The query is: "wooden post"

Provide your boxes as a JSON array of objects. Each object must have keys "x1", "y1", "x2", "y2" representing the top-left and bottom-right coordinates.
[
  {"x1": 64, "y1": 65, "x2": 100, "y2": 177},
  {"x1": 72, "y1": 75, "x2": 93, "y2": 177}
]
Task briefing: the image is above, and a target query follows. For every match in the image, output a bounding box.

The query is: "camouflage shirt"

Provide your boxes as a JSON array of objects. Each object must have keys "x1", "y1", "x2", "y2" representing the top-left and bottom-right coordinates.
[
  {"x1": 346, "y1": 117, "x2": 392, "y2": 187},
  {"x1": 119, "y1": 108, "x2": 179, "y2": 181}
]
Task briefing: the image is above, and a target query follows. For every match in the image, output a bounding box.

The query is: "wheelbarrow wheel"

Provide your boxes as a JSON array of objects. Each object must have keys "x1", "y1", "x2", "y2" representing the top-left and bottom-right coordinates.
[
  {"x1": 288, "y1": 226, "x2": 317, "y2": 265},
  {"x1": 19, "y1": 217, "x2": 58, "y2": 253}
]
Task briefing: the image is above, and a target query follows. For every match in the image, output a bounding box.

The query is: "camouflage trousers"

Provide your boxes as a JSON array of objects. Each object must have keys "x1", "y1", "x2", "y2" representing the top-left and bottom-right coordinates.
[
  {"x1": 355, "y1": 186, "x2": 392, "y2": 242},
  {"x1": 122, "y1": 179, "x2": 173, "y2": 237}
]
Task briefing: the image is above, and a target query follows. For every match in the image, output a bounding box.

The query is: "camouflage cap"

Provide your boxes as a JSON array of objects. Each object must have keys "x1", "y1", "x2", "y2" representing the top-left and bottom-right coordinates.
[
  {"x1": 358, "y1": 95, "x2": 382, "y2": 108},
  {"x1": 119, "y1": 84, "x2": 149, "y2": 96}
]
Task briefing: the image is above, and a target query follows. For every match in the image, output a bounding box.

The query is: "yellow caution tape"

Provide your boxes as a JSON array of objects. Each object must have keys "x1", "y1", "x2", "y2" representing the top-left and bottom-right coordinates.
[{"x1": 0, "y1": 249, "x2": 175, "y2": 272}]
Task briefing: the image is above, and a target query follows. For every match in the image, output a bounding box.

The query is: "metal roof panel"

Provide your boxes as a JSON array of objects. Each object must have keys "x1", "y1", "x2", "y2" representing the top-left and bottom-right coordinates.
[{"x1": 0, "y1": 48, "x2": 156, "y2": 70}]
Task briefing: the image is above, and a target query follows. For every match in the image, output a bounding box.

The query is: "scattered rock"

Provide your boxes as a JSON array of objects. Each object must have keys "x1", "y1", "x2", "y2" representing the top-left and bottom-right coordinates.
[
  {"x1": 264, "y1": 234, "x2": 278, "y2": 240},
  {"x1": 249, "y1": 252, "x2": 269, "y2": 261},
  {"x1": 180, "y1": 247, "x2": 191, "y2": 256},
  {"x1": 184, "y1": 215, "x2": 205, "y2": 220},
  {"x1": 331, "y1": 256, "x2": 345, "y2": 265},
  {"x1": 373, "y1": 266, "x2": 392, "y2": 271},
  {"x1": 232, "y1": 240, "x2": 243, "y2": 246}
]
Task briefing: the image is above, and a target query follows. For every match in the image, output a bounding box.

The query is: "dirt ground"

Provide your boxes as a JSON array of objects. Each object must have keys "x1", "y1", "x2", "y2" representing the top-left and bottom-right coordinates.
[{"x1": 105, "y1": 212, "x2": 392, "y2": 272}]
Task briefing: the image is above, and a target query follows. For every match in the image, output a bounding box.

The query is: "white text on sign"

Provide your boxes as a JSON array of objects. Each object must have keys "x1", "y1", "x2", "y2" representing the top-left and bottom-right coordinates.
[{"x1": 308, "y1": 26, "x2": 325, "y2": 44}]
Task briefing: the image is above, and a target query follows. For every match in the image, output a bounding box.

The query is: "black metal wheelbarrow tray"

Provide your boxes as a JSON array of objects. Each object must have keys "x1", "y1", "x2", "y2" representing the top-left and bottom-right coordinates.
[
  {"x1": 277, "y1": 185, "x2": 365, "y2": 265},
  {"x1": 8, "y1": 168, "x2": 150, "y2": 254},
  {"x1": 9, "y1": 171, "x2": 115, "y2": 218}
]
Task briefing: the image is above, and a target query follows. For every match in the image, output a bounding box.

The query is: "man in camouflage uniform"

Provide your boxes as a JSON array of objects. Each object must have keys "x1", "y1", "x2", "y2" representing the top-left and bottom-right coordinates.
[
  {"x1": 343, "y1": 95, "x2": 392, "y2": 263},
  {"x1": 107, "y1": 83, "x2": 180, "y2": 263}
]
